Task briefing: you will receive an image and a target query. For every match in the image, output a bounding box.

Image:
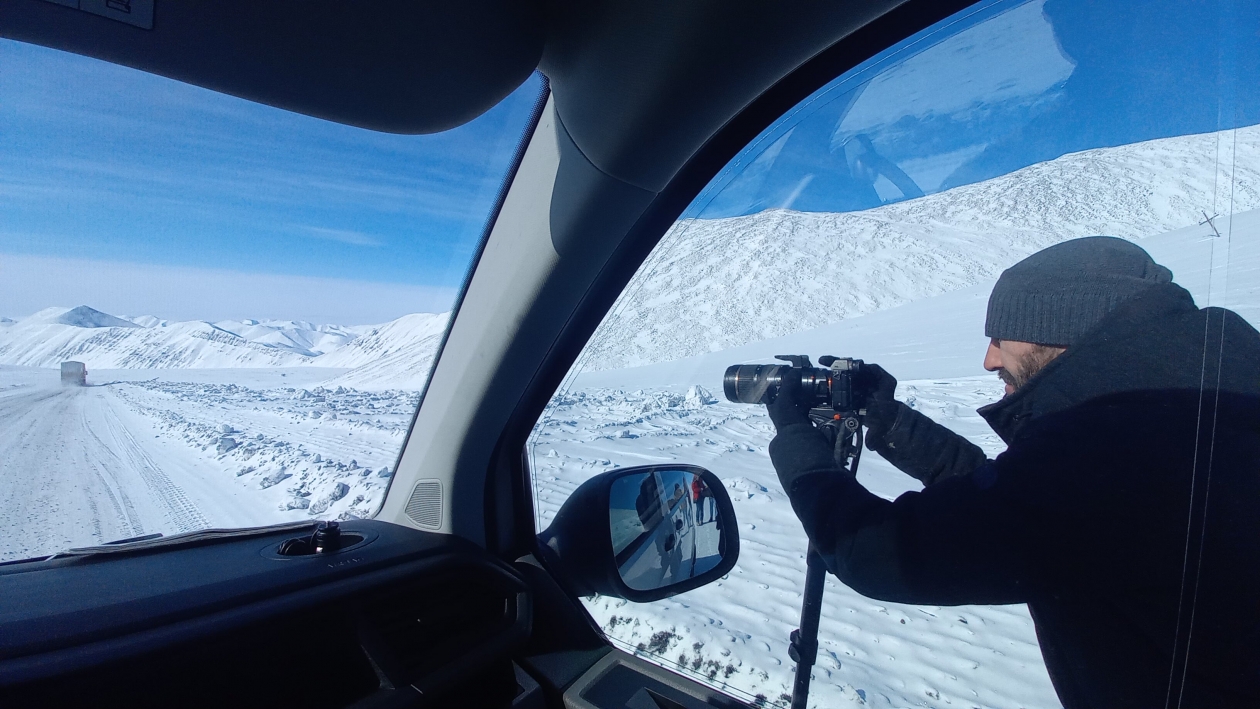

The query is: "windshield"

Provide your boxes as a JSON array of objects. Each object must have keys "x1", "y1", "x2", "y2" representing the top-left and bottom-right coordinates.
[
  {"x1": 0, "y1": 40, "x2": 545, "y2": 562},
  {"x1": 530, "y1": 0, "x2": 1259, "y2": 706}
]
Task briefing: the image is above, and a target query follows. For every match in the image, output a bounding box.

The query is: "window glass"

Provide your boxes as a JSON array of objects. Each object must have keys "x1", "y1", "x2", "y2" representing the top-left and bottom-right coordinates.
[
  {"x1": 0, "y1": 40, "x2": 544, "y2": 562},
  {"x1": 529, "y1": 0, "x2": 1259, "y2": 706}
]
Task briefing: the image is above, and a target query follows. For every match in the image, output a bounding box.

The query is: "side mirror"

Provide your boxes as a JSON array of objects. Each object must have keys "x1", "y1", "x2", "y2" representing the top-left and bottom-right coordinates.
[{"x1": 538, "y1": 464, "x2": 739, "y2": 603}]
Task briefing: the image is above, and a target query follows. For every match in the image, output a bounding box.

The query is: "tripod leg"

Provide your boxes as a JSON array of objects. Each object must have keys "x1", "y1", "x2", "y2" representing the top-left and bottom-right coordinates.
[{"x1": 790, "y1": 546, "x2": 827, "y2": 709}]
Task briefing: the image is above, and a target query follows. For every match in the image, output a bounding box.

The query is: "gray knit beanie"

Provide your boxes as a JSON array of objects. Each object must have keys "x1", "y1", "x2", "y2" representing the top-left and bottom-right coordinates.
[{"x1": 985, "y1": 236, "x2": 1173, "y2": 346}]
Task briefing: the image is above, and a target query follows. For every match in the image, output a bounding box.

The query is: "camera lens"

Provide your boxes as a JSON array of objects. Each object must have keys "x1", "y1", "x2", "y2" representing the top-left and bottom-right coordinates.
[{"x1": 723, "y1": 364, "x2": 785, "y2": 404}]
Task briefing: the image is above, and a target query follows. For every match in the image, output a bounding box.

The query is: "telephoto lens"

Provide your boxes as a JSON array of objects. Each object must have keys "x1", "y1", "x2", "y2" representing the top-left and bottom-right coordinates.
[
  {"x1": 722, "y1": 361, "x2": 832, "y2": 405},
  {"x1": 723, "y1": 363, "x2": 786, "y2": 404}
]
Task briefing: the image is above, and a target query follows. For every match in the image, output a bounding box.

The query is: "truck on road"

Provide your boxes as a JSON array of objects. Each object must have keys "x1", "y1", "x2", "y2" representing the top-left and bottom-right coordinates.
[{"x1": 60, "y1": 361, "x2": 87, "y2": 386}]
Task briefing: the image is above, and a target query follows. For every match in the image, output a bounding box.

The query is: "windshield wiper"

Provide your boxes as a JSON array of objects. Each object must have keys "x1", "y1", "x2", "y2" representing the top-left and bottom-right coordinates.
[{"x1": 48, "y1": 521, "x2": 318, "y2": 559}]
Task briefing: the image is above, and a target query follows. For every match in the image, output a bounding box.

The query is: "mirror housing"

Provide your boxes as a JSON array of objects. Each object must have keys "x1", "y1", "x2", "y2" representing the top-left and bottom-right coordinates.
[{"x1": 538, "y1": 464, "x2": 739, "y2": 603}]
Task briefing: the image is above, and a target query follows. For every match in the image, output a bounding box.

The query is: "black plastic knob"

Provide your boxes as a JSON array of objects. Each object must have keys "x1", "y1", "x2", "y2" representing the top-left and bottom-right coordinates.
[{"x1": 312, "y1": 521, "x2": 341, "y2": 553}]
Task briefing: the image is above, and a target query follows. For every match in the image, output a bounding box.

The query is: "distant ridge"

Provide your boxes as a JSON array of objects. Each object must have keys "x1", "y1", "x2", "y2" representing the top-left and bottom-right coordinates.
[{"x1": 0, "y1": 306, "x2": 449, "y2": 386}]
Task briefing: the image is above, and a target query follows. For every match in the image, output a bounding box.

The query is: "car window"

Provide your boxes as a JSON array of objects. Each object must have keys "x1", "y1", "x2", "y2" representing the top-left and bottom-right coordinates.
[
  {"x1": 528, "y1": 0, "x2": 1258, "y2": 706},
  {"x1": 0, "y1": 39, "x2": 544, "y2": 562}
]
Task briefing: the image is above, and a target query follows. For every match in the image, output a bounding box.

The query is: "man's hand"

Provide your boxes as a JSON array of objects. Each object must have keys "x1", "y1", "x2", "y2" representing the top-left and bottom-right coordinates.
[
  {"x1": 855, "y1": 363, "x2": 902, "y2": 444},
  {"x1": 765, "y1": 367, "x2": 813, "y2": 430}
]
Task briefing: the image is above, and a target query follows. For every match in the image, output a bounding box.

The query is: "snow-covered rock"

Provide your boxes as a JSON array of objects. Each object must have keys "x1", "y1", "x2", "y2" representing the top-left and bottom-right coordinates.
[
  {"x1": 309, "y1": 482, "x2": 351, "y2": 514},
  {"x1": 259, "y1": 469, "x2": 290, "y2": 489},
  {"x1": 685, "y1": 385, "x2": 717, "y2": 407}
]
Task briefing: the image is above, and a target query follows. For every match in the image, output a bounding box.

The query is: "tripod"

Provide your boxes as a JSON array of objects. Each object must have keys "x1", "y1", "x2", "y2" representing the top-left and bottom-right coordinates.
[{"x1": 788, "y1": 411, "x2": 863, "y2": 709}]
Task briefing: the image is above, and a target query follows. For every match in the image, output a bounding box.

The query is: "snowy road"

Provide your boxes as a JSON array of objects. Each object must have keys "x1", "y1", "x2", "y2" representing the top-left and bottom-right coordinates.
[
  {"x1": 0, "y1": 366, "x2": 418, "y2": 562},
  {"x1": 0, "y1": 380, "x2": 281, "y2": 562},
  {"x1": 1, "y1": 384, "x2": 198, "y2": 560}
]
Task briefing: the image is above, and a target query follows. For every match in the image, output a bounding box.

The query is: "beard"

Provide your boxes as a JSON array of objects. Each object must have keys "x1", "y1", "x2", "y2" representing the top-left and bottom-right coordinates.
[{"x1": 998, "y1": 345, "x2": 1065, "y2": 394}]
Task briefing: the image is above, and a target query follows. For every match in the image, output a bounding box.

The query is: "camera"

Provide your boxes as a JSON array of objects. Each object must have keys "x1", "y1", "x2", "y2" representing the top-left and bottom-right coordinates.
[
  {"x1": 723, "y1": 355, "x2": 866, "y2": 413},
  {"x1": 725, "y1": 354, "x2": 869, "y2": 470}
]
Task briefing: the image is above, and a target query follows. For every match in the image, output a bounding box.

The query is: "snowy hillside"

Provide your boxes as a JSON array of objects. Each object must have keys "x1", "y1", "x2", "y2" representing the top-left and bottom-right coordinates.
[
  {"x1": 581, "y1": 125, "x2": 1260, "y2": 370},
  {"x1": 309, "y1": 312, "x2": 445, "y2": 366},
  {"x1": 209, "y1": 318, "x2": 362, "y2": 357},
  {"x1": 0, "y1": 306, "x2": 448, "y2": 386},
  {"x1": 316, "y1": 313, "x2": 449, "y2": 390}
]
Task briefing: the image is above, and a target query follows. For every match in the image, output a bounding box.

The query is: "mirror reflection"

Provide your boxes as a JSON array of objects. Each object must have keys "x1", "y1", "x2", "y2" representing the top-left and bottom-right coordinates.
[{"x1": 610, "y1": 469, "x2": 727, "y2": 591}]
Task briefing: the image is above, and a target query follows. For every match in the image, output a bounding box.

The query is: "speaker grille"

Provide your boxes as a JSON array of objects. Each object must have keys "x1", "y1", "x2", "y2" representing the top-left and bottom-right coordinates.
[{"x1": 404, "y1": 480, "x2": 443, "y2": 529}]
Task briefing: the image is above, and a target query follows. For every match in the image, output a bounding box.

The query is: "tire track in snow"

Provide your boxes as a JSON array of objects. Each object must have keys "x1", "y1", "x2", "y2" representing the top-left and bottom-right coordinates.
[
  {"x1": 0, "y1": 383, "x2": 209, "y2": 561},
  {"x1": 79, "y1": 404, "x2": 146, "y2": 537},
  {"x1": 96, "y1": 400, "x2": 208, "y2": 532}
]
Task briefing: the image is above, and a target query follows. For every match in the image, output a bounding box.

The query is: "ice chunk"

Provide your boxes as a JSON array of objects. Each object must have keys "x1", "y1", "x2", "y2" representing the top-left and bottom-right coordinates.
[
  {"x1": 309, "y1": 482, "x2": 351, "y2": 515},
  {"x1": 285, "y1": 497, "x2": 310, "y2": 510},
  {"x1": 216, "y1": 437, "x2": 238, "y2": 454},
  {"x1": 259, "y1": 469, "x2": 291, "y2": 488},
  {"x1": 377, "y1": 467, "x2": 392, "y2": 478},
  {"x1": 685, "y1": 385, "x2": 717, "y2": 407}
]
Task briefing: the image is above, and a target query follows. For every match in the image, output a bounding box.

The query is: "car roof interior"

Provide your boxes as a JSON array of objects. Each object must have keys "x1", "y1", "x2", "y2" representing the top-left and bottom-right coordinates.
[{"x1": 0, "y1": 1, "x2": 978, "y2": 706}]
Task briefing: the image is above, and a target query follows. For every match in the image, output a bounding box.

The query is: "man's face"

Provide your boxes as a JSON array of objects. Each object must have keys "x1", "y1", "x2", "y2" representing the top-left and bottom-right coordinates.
[{"x1": 983, "y1": 338, "x2": 1066, "y2": 396}]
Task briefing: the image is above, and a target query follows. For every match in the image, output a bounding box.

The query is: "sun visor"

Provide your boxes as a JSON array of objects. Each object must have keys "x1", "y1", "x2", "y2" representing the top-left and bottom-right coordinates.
[{"x1": 1, "y1": 0, "x2": 545, "y2": 133}]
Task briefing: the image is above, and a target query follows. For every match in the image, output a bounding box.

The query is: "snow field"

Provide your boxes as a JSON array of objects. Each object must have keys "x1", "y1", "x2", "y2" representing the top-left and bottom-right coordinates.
[{"x1": 109, "y1": 377, "x2": 419, "y2": 522}]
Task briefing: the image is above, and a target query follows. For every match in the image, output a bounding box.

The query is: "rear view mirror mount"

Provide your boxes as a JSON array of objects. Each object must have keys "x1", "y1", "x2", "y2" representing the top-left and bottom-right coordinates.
[{"x1": 537, "y1": 464, "x2": 739, "y2": 604}]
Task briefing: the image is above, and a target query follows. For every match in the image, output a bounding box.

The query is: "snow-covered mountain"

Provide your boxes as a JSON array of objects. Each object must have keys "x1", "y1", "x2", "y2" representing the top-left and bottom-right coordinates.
[
  {"x1": 0, "y1": 306, "x2": 449, "y2": 382},
  {"x1": 55, "y1": 305, "x2": 140, "y2": 329},
  {"x1": 318, "y1": 313, "x2": 449, "y2": 390},
  {"x1": 580, "y1": 124, "x2": 1260, "y2": 370},
  {"x1": 313, "y1": 313, "x2": 447, "y2": 369},
  {"x1": 208, "y1": 318, "x2": 363, "y2": 358}
]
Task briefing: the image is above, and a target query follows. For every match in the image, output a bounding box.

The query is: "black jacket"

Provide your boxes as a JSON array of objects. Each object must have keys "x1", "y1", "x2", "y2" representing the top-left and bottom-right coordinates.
[{"x1": 769, "y1": 283, "x2": 1260, "y2": 708}]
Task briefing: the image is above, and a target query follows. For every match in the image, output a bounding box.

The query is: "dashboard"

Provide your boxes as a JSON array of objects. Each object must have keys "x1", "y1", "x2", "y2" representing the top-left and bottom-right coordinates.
[{"x1": 0, "y1": 521, "x2": 531, "y2": 708}]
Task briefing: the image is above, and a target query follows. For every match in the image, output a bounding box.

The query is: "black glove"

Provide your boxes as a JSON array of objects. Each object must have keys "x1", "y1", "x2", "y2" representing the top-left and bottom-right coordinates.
[
  {"x1": 854, "y1": 363, "x2": 900, "y2": 442},
  {"x1": 765, "y1": 367, "x2": 812, "y2": 430},
  {"x1": 853, "y1": 362, "x2": 989, "y2": 485},
  {"x1": 855, "y1": 362, "x2": 897, "y2": 403}
]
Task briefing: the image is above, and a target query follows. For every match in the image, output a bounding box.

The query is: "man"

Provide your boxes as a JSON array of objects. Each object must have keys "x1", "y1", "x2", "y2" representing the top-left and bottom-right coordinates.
[{"x1": 767, "y1": 237, "x2": 1260, "y2": 707}]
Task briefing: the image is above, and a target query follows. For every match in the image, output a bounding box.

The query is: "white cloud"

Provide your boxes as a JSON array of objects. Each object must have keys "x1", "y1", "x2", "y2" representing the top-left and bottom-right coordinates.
[
  {"x1": 0, "y1": 253, "x2": 456, "y2": 325},
  {"x1": 295, "y1": 226, "x2": 383, "y2": 247}
]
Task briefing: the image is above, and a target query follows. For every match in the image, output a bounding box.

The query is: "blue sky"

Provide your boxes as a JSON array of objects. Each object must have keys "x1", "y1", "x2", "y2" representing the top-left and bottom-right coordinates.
[
  {"x1": 0, "y1": 39, "x2": 542, "y2": 322},
  {"x1": 4, "y1": 0, "x2": 1257, "y2": 323},
  {"x1": 689, "y1": 0, "x2": 1260, "y2": 219}
]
